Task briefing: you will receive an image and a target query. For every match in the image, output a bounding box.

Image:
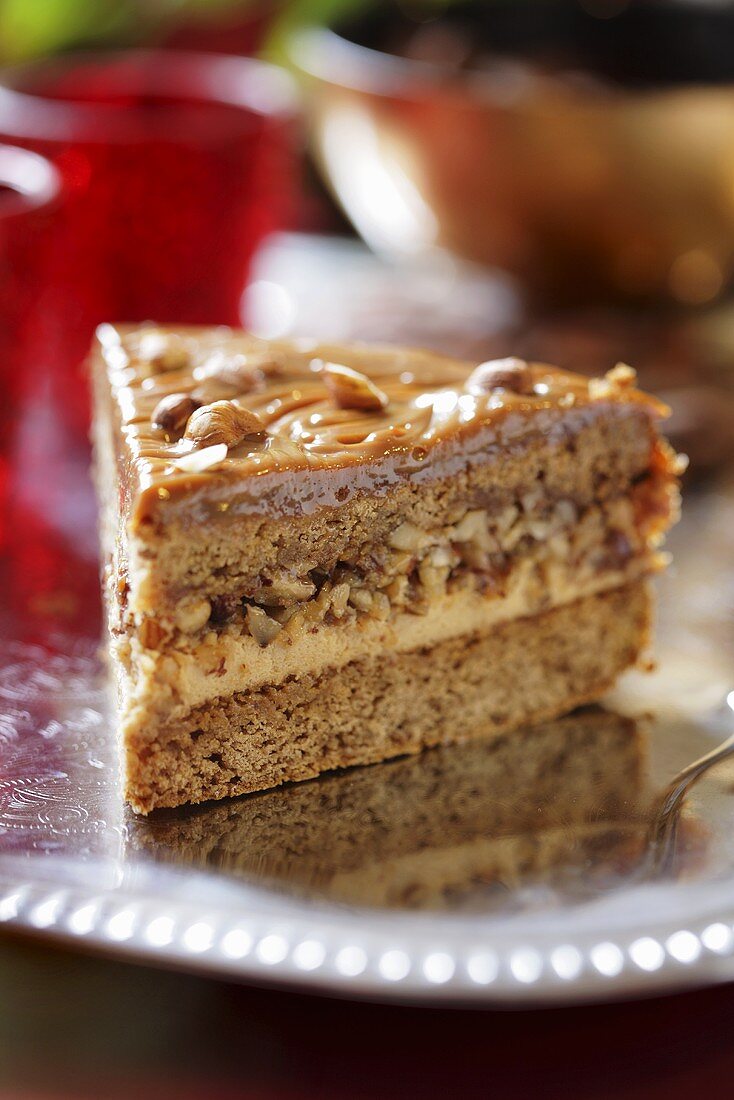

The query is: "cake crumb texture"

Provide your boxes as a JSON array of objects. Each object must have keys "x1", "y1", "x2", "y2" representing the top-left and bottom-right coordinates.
[{"x1": 126, "y1": 581, "x2": 650, "y2": 813}]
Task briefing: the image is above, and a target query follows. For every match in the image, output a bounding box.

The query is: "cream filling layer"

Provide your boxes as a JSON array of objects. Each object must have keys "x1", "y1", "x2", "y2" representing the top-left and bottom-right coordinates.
[{"x1": 116, "y1": 552, "x2": 657, "y2": 728}]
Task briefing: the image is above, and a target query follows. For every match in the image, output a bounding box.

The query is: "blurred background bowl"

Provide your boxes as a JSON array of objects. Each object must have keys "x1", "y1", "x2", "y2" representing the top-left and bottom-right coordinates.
[{"x1": 291, "y1": 0, "x2": 734, "y2": 306}]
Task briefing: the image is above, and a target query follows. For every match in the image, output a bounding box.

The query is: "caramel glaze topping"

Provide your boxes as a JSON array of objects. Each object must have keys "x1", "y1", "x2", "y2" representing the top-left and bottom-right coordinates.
[{"x1": 95, "y1": 324, "x2": 670, "y2": 526}]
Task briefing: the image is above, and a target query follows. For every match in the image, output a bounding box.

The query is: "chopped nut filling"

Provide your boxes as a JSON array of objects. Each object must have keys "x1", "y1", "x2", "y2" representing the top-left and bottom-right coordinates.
[{"x1": 133, "y1": 492, "x2": 647, "y2": 651}]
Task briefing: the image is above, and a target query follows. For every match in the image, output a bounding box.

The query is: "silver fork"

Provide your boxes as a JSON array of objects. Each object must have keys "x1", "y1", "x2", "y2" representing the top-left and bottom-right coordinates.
[{"x1": 646, "y1": 727, "x2": 734, "y2": 879}]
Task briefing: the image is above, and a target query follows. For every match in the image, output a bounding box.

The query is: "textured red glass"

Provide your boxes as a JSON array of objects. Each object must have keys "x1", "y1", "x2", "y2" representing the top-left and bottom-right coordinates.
[
  {"x1": 0, "y1": 51, "x2": 297, "y2": 435},
  {"x1": 0, "y1": 145, "x2": 61, "y2": 546}
]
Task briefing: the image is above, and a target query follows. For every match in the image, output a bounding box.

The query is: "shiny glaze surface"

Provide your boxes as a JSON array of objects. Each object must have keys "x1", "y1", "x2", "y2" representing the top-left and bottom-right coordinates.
[{"x1": 93, "y1": 324, "x2": 666, "y2": 523}]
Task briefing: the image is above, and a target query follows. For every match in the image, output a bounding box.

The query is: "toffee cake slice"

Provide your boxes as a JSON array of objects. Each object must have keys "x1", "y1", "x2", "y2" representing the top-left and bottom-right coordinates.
[{"x1": 91, "y1": 324, "x2": 682, "y2": 813}]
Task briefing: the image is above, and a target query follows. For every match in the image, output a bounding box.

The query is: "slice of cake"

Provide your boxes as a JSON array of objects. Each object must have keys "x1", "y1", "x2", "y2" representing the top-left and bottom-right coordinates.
[{"x1": 91, "y1": 324, "x2": 681, "y2": 814}]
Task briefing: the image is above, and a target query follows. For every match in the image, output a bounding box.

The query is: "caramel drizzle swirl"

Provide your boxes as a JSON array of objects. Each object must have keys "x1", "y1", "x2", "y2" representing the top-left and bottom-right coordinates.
[{"x1": 98, "y1": 325, "x2": 664, "y2": 491}]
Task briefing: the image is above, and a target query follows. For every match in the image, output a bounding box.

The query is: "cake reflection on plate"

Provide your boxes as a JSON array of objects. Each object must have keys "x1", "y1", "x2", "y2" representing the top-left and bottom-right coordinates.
[{"x1": 131, "y1": 706, "x2": 702, "y2": 912}]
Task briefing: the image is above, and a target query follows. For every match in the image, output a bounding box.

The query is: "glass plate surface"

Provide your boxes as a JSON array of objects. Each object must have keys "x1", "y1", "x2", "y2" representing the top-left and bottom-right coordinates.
[{"x1": 1, "y1": 401, "x2": 734, "y2": 1006}]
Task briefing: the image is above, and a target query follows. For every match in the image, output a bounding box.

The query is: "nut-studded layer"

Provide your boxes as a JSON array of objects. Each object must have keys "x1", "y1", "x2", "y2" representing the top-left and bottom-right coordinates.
[
  {"x1": 99, "y1": 402, "x2": 673, "y2": 647},
  {"x1": 117, "y1": 482, "x2": 660, "y2": 660},
  {"x1": 123, "y1": 581, "x2": 651, "y2": 813}
]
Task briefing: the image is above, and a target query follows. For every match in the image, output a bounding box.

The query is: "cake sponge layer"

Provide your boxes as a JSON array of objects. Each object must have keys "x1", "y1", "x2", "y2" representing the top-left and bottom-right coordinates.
[{"x1": 125, "y1": 580, "x2": 650, "y2": 813}]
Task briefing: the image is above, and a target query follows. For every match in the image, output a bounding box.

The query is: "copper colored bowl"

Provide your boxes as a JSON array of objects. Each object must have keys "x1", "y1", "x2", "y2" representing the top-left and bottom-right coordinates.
[{"x1": 291, "y1": 19, "x2": 734, "y2": 305}]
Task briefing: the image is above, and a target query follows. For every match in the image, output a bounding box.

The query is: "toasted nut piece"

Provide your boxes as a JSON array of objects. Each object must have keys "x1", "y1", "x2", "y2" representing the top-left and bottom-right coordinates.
[
  {"x1": 608, "y1": 362, "x2": 637, "y2": 388},
  {"x1": 333, "y1": 567, "x2": 359, "y2": 588},
  {"x1": 349, "y1": 588, "x2": 373, "y2": 613},
  {"x1": 194, "y1": 351, "x2": 280, "y2": 395},
  {"x1": 388, "y1": 522, "x2": 425, "y2": 552},
  {"x1": 452, "y1": 510, "x2": 490, "y2": 545},
  {"x1": 329, "y1": 582, "x2": 350, "y2": 618},
  {"x1": 418, "y1": 561, "x2": 450, "y2": 596},
  {"x1": 302, "y1": 599, "x2": 323, "y2": 625},
  {"x1": 174, "y1": 597, "x2": 211, "y2": 634},
  {"x1": 152, "y1": 393, "x2": 201, "y2": 435},
  {"x1": 184, "y1": 400, "x2": 264, "y2": 448},
  {"x1": 467, "y1": 357, "x2": 534, "y2": 396},
  {"x1": 388, "y1": 549, "x2": 414, "y2": 575},
  {"x1": 139, "y1": 618, "x2": 165, "y2": 649},
  {"x1": 173, "y1": 444, "x2": 228, "y2": 473},
  {"x1": 426, "y1": 545, "x2": 456, "y2": 568},
  {"x1": 589, "y1": 362, "x2": 638, "y2": 399},
  {"x1": 322, "y1": 361, "x2": 389, "y2": 412},
  {"x1": 371, "y1": 591, "x2": 391, "y2": 621},
  {"x1": 385, "y1": 576, "x2": 409, "y2": 604},
  {"x1": 496, "y1": 504, "x2": 520, "y2": 533},
  {"x1": 300, "y1": 583, "x2": 331, "y2": 625},
  {"x1": 245, "y1": 605, "x2": 282, "y2": 646},
  {"x1": 283, "y1": 608, "x2": 308, "y2": 640},
  {"x1": 313, "y1": 583, "x2": 333, "y2": 616},
  {"x1": 254, "y1": 576, "x2": 316, "y2": 607},
  {"x1": 137, "y1": 331, "x2": 189, "y2": 373},
  {"x1": 527, "y1": 519, "x2": 551, "y2": 541}
]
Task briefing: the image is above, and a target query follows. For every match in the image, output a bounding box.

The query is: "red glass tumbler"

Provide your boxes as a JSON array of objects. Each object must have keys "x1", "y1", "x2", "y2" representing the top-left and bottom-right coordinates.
[
  {"x1": 0, "y1": 51, "x2": 298, "y2": 435},
  {"x1": 0, "y1": 144, "x2": 60, "y2": 542}
]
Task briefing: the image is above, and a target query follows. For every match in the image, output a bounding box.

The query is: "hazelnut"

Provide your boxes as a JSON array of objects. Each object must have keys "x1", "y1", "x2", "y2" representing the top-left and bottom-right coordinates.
[
  {"x1": 253, "y1": 576, "x2": 316, "y2": 607},
  {"x1": 385, "y1": 575, "x2": 409, "y2": 604},
  {"x1": 137, "y1": 331, "x2": 189, "y2": 373},
  {"x1": 371, "y1": 592, "x2": 391, "y2": 621},
  {"x1": 174, "y1": 597, "x2": 212, "y2": 634},
  {"x1": 608, "y1": 362, "x2": 637, "y2": 388},
  {"x1": 467, "y1": 357, "x2": 534, "y2": 396},
  {"x1": 388, "y1": 522, "x2": 425, "y2": 552},
  {"x1": 173, "y1": 444, "x2": 228, "y2": 473},
  {"x1": 388, "y1": 549, "x2": 413, "y2": 574},
  {"x1": 283, "y1": 608, "x2": 308, "y2": 641},
  {"x1": 418, "y1": 560, "x2": 449, "y2": 597},
  {"x1": 452, "y1": 510, "x2": 490, "y2": 546},
  {"x1": 151, "y1": 393, "x2": 201, "y2": 436},
  {"x1": 349, "y1": 588, "x2": 373, "y2": 613},
  {"x1": 245, "y1": 605, "x2": 282, "y2": 647},
  {"x1": 194, "y1": 352, "x2": 279, "y2": 396},
  {"x1": 184, "y1": 400, "x2": 264, "y2": 448},
  {"x1": 322, "y1": 362, "x2": 389, "y2": 412},
  {"x1": 329, "y1": 582, "x2": 350, "y2": 618},
  {"x1": 589, "y1": 362, "x2": 638, "y2": 399}
]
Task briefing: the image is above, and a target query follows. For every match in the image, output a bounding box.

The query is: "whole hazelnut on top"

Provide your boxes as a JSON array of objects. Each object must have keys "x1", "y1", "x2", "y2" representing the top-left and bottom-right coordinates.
[
  {"x1": 151, "y1": 393, "x2": 201, "y2": 436},
  {"x1": 466, "y1": 358, "x2": 535, "y2": 396},
  {"x1": 321, "y1": 361, "x2": 389, "y2": 412},
  {"x1": 184, "y1": 400, "x2": 265, "y2": 449},
  {"x1": 193, "y1": 351, "x2": 282, "y2": 397},
  {"x1": 136, "y1": 331, "x2": 190, "y2": 374}
]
